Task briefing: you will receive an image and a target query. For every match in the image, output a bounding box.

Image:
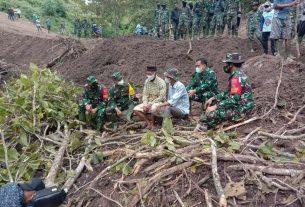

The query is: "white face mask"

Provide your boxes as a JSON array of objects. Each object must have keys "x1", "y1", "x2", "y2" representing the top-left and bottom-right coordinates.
[
  {"x1": 164, "y1": 77, "x2": 170, "y2": 84},
  {"x1": 196, "y1": 67, "x2": 202, "y2": 73},
  {"x1": 117, "y1": 79, "x2": 124, "y2": 85},
  {"x1": 147, "y1": 74, "x2": 155, "y2": 81}
]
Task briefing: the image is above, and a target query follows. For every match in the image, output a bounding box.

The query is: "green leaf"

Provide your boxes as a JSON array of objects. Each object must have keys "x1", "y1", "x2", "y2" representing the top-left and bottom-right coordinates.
[
  {"x1": 228, "y1": 142, "x2": 241, "y2": 152},
  {"x1": 122, "y1": 163, "x2": 133, "y2": 176},
  {"x1": 141, "y1": 131, "x2": 157, "y2": 147},
  {"x1": 162, "y1": 117, "x2": 175, "y2": 135},
  {"x1": 17, "y1": 133, "x2": 28, "y2": 147},
  {"x1": 8, "y1": 148, "x2": 19, "y2": 161},
  {"x1": 69, "y1": 137, "x2": 82, "y2": 152}
]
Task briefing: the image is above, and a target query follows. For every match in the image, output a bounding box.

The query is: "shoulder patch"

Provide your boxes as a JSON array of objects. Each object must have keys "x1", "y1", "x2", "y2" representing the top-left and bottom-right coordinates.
[{"x1": 230, "y1": 77, "x2": 242, "y2": 95}]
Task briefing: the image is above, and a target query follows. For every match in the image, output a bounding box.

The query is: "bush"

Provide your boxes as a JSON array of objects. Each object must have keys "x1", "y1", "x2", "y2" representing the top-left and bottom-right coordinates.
[{"x1": 42, "y1": 0, "x2": 67, "y2": 18}]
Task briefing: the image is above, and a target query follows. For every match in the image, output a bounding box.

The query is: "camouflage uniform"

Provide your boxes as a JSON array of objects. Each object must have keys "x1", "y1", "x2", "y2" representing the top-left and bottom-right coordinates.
[
  {"x1": 193, "y1": 1, "x2": 204, "y2": 37},
  {"x1": 160, "y1": 6, "x2": 170, "y2": 38},
  {"x1": 155, "y1": 4, "x2": 162, "y2": 37},
  {"x1": 209, "y1": 0, "x2": 225, "y2": 36},
  {"x1": 225, "y1": 0, "x2": 240, "y2": 37},
  {"x1": 189, "y1": 3, "x2": 195, "y2": 38},
  {"x1": 82, "y1": 19, "x2": 90, "y2": 38},
  {"x1": 178, "y1": 3, "x2": 191, "y2": 39},
  {"x1": 201, "y1": 53, "x2": 255, "y2": 128},
  {"x1": 186, "y1": 67, "x2": 219, "y2": 103},
  {"x1": 247, "y1": 6, "x2": 263, "y2": 50},
  {"x1": 204, "y1": 0, "x2": 214, "y2": 36},
  {"x1": 78, "y1": 76, "x2": 106, "y2": 131},
  {"x1": 171, "y1": 7, "x2": 180, "y2": 40},
  {"x1": 106, "y1": 72, "x2": 136, "y2": 125}
]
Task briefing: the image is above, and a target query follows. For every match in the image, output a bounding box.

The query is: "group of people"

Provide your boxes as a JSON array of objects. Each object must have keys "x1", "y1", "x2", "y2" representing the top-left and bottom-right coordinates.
[
  {"x1": 32, "y1": 14, "x2": 66, "y2": 34},
  {"x1": 7, "y1": 8, "x2": 21, "y2": 21},
  {"x1": 247, "y1": 0, "x2": 305, "y2": 58},
  {"x1": 74, "y1": 19, "x2": 102, "y2": 38},
  {"x1": 154, "y1": 0, "x2": 242, "y2": 40},
  {"x1": 78, "y1": 52, "x2": 255, "y2": 131}
]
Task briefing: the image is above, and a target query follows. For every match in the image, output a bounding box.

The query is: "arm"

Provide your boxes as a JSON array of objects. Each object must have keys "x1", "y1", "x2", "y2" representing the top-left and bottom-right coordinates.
[
  {"x1": 260, "y1": 15, "x2": 265, "y2": 31},
  {"x1": 107, "y1": 87, "x2": 117, "y2": 109},
  {"x1": 217, "y1": 76, "x2": 242, "y2": 110},
  {"x1": 167, "y1": 85, "x2": 186, "y2": 106},
  {"x1": 274, "y1": 0, "x2": 297, "y2": 9},
  {"x1": 142, "y1": 82, "x2": 148, "y2": 105},
  {"x1": 186, "y1": 74, "x2": 196, "y2": 91},
  {"x1": 152, "y1": 79, "x2": 167, "y2": 103},
  {"x1": 195, "y1": 71, "x2": 217, "y2": 95}
]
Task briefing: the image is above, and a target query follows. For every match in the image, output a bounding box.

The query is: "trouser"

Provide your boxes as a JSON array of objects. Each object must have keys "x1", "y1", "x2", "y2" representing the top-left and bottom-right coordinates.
[
  {"x1": 248, "y1": 27, "x2": 262, "y2": 50},
  {"x1": 200, "y1": 108, "x2": 242, "y2": 128},
  {"x1": 172, "y1": 22, "x2": 179, "y2": 40},
  {"x1": 298, "y1": 20, "x2": 305, "y2": 43},
  {"x1": 226, "y1": 13, "x2": 238, "y2": 37},
  {"x1": 178, "y1": 16, "x2": 189, "y2": 39},
  {"x1": 209, "y1": 14, "x2": 224, "y2": 36},
  {"x1": 193, "y1": 15, "x2": 203, "y2": 37},
  {"x1": 262, "y1": 32, "x2": 276, "y2": 55},
  {"x1": 47, "y1": 25, "x2": 51, "y2": 33},
  {"x1": 169, "y1": 107, "x2": 188, "y2": 119}
]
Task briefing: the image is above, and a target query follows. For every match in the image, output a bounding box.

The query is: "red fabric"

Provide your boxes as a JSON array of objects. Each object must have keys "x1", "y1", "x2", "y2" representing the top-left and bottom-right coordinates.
[
  {"x1": 230, "y1": 77, "x2": 242, "y2": 95},
  {"x1": 102, "y1": 87, "x2": 108, "y2": 100}
]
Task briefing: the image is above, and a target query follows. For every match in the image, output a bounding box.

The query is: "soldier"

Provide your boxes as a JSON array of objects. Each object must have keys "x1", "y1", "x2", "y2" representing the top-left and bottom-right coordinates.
[
  {"x1": 82, "y1": 19, "x2": 89, "y2": 38},
  {"x1": 209, "y1": 0, "x2": 225, "y2": 36},
  {"x1": 171, "y1": 5, "x2": 180, "y2": 40},
  {"x1": 105, "y1": 72, "x2": 135, "y2": 128},
  {"x1": 155, "y1": 2, "x2": 162, "y2": 38},
  {"x1": 298, "y1": 0, "x2": 305, "y2": 44},
  {"x1": 193, "y1": 0, "x2": 204, "y2": 39},
  {"x1": 189, "y1": 2, "x2": 195, "y2": 38},
  {"x1": 178, "y1": 0, "x2": 191, "y2": 39},
  {"x1": 160, "y1": 4, "x2": 170, "y2": 39},
  {"x1": 186, "y1": 57, "x2": 218, "y2": 111},
  {"x1": 247, "y1": 2, "x2": 263, "y2": 52},
  {"x1": 133, "y1": 66, "x2": 167, "y2": 129},
  {"x1": 225, "y1": 0, "x2": 240, "y2": 37},
  {"x1": 195, "y1": 53, "x2": 255, "y2": 131},
  {"x1": 204, "y1": 0, "x2": 215, "y2": 36},
  {"x1": 78, "y1": 75, "x2": 107, "y2": 131}
]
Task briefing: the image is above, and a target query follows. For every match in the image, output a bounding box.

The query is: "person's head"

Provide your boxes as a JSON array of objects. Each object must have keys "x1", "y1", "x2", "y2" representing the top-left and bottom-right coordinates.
[
  {"x1": 182, "y1": 0, "x2": 187, "y2": 7},
  {"x1": 111, "y1": 72, "x2": 124, "y2": 85},
  {"x1": 264, "y1": 2, "x2": 272, "y2": 11},
  {"x1": 86, "y1": 75, "x2": 98, "y2": 88},
  {"x1": 252, "y1": 2, "x2": 259, "y2": 11},
  {"x1": 189, "y1": 2, "x2": 194, "y2": 10},
  {"x1": 161, "y1": 3, "x2": 166, "y2": 9},
  {"x1": 222, "y1": 53, "x2": 244, "y2": 74},
  {"x1": 164, "y1": 68, "x2": 179, "y2": 85},
  {"x1": 157, "y1": 2, "x2": 161, "y2": 8},
  {"x1": 195, "y1": 57, "x2": 208, "y2": 73},
  {"x1": 146, "y1": 66, "x2": 157, "y2": 81},
  {"x1": 20, "y1": 178, "x2": 45, "y2": 204}
]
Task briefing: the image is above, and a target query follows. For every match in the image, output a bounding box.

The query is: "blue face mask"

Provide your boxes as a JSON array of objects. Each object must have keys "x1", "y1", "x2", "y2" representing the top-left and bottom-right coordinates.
[{"x1": 164, "y1": 77, "x2": 170, "y2": 84}]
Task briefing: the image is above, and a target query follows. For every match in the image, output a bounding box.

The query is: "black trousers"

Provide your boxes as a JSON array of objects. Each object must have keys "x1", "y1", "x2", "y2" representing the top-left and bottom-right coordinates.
[
  {"x1": 298, "y1": 21, "x2": 305, "y2": 40},
  {"x1": 262, "y1": 32, "x2": 276, "y2": 55}
]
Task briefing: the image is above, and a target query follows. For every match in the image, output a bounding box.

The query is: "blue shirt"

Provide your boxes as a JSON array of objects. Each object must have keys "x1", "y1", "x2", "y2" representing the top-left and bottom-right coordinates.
[
  {"x1": 0, "y1": 182, "x2": 25, "y2": 207},
  {"x1": 167, "y1": 81, "x2": 190, "y2": 115},
  {"x1": 273, "y1": 0, "x2": 292, "y2": 19},
  {"x1": 261, "y1": 10, "x2": 274, "y2": 32}
]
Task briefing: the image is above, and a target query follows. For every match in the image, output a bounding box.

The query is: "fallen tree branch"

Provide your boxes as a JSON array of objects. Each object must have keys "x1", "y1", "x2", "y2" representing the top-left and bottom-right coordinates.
[
  {"x1": 173, "y1": 190, "x2": 186, "y2": 207},
  {"x1": 204, "y1": 189, "x2": 213, "y2": 207},
  {"x1": 0, "y1": 130, "x2": 13, "y2": 182},
  {"x1": 228, "y1": 164, "x2": 303, "y2": 176},
  {"x1": 64, "y1": 156, "x2": 86, "y2": 191},
  {"x1": 90, "y1": 187, "x2": 123, "y2": 207},
  {"x1": 258, "y1": 131, "x2": 305, "y2": 140}
]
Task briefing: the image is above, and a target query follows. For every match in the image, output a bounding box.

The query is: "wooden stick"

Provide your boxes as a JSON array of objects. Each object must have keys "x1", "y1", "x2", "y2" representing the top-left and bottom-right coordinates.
[
  {"x1": 0, "y1": 130, "x2": 13, "y2": 182},
  {"x1": 204, "y1": 189, "x2": 213, "y2": 207},
  {"x1": 90, "y1": 187, "x2": 123, "y2": 207},
  {"x1": 227, "y1": 164, "x2": 303, "y2": 176},
  {"x1": 258, "y1": 131, "x2": 305, "y2": 140},
  {"x1": 63, "y1": 156, "x2": 86, "y2": 191},
  {"x1": 173, "y1": 190, "x2": 186, "y2": 207}
]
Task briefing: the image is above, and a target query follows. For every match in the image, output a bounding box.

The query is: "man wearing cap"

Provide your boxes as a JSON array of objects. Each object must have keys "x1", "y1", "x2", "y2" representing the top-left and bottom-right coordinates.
[
  {"x1": 178, "y1": 0, "x2": 191, "y2": 39},
  {"x1": 270, "y1": 0, "x2": 299, "y2": 58},
  {"x1": 186, "y1": 57, "x2": 218, "y2": 110},
  {"x1": 78, "y1": 75, "x2": 107, "y2": 131},
  {"x1": 133, "y1": 66, "x2": 167, "y2": 129},
  {"x1": 154, "y1": 68, "x2": 190, "y2": 119},
  {"x1": 195, "y1": 53, "x2": 255, "y2": 131},
  {"x1": 0, "y1": 178, "x2": 45, "y2": 207},
  {"x1": 105, "y1": 72, "x2": 134, "y2": 126},
  {"x1": 247, "y1": 2, "x2": 263, "y2": 52}
]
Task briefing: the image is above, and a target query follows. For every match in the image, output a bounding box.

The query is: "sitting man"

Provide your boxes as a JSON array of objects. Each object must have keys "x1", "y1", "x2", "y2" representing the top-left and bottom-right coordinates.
[
  {"x1": 78, "y1": 75, "x2": 107, "y2": 131},
  {"x1": 133, "y1": 66, "x2": 167, "y2": 129},
  {"x1": 186, "y1": 57, "x2": 218, "y2": 111},
  {"x1": 154, "y1": 68, "x2": 190, "y2": 119},
  {"x1": 0, "y1": 178, "x2": 45, "y2": 207},
  {"x1": 196, "y1": 53, "x2": 255, "y2": 131},
  {"x1": 105, "y1": 72, "x2": 135, "y2": 128}
]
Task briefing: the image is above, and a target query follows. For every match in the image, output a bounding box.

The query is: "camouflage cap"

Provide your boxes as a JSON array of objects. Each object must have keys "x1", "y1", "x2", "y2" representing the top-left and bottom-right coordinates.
[
  {"x1": 164, "y1": 68, "x2": 179, "y2": 81},
  {"x1": 111, "y1": 72, "x2": 123, "y2": 81},
  {"x1": 222, "y1": 53, "x2": 245, "y2": 64},
  {"x1": 87, "y1": 75, "x2": 98, "y2": 84}
]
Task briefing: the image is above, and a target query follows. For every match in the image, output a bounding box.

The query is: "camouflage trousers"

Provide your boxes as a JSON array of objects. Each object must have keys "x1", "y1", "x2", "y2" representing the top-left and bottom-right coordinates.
[
  {"x1": 248, "y1": 26, "x2": 262, "y2": 50},
  {"x1": 189, "y1": 91, "x2": 215, "y2": 112},
  {"x1": 203, "y1": 15, "x2": 213, "y2": 36},
  {"x1": 79, "y1": 106, "x2": 106, "y2": 131},
  {"x1": 209, "y1": 13, "x2": 224, "y2": 36},
  {"x1": 178, "y1": 15, "x2": 189, "y2": 39},
  {"x1": 172, "y1": 22, "x2": 179, "y2": 40},
  {"x1": 200, "y1": 107, "x2": 241, "y2": 128},
  {"x1": 226, "y1": 13, "x2": 238, "y2": 36},
  {"x1": 193, "y1": 15, "x2": 203, "y2": 37},
  {"x1": 160, "y1": 22, "x2": 169, "y2": 39}
]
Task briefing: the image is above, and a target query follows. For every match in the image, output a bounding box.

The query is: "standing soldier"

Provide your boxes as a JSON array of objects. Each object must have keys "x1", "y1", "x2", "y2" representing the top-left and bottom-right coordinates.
[
  {"x1": 155, "y1": 2, "x2": 162, "y2": 38},
  {"x1": 195, "y1": 53, "x2": 255, "y2": 131},
  {"x1": 209, "y1": 0, "x2": 225, "y2": 36},
  {"x1": 46, "y1": 18, "x2": 52, "y2": 33},
  {"x1": 178, "y1": 0, "x2": 191, "y2": 39},
  {"x1": 204, "y1": 0, "x2": 215, "y2": 37},
  {"x1": 225, "y1": 0, "x2": 240, "y2": 37},
  {"x1": 160, "y1": 4, "x2": 170, "y2": 39},
  {"x1": 189, "y1": 2, "x2": 195, "y2": 39},
  {"x1": 193, "y1": 0, "x2": 204, "y2": 39},
  {"x1": 74, "y1": 19, "x2": 78, "y2": 35},
  {"x1": 60, "y1": 20, "x2": 66, "y2": 35},
  {"x1": 78, "y1": 76, "x2": 107, "y2": 131},
  {"x1": 171, "y1": 5, "x2": 180, "y2": 40},
  {"x1": 82, "y1": 19, "x2": 89, "y2": 38},
  {"x1": 247, "y1": 2, "x2": 263, "y2": 52}
]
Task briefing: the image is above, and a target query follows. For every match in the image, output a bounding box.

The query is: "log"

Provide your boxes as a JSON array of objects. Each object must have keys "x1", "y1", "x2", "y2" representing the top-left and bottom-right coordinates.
[
  {"x1": 63, "y1": 157, "x2": 86, "y2": 191},
  {"x1": 258, "y1": 131, "x2": 305, "y2": 140}
]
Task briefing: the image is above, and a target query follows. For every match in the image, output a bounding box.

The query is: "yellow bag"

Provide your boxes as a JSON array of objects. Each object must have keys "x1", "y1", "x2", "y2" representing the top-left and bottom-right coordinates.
[{"x1": 128, "y1": 83, "x2": 135, "y2": 96}]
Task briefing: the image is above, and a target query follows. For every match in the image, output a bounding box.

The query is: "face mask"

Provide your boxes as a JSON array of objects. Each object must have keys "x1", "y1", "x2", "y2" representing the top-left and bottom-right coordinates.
[
  {"x1": 147, "y1": 75, "x2": 155, "y2": 81},
  {"x1": 117, "y1": 79, "x2": 124, "y2": 85},
  {"x1": 196, "y1": 67, "x2": 202, "y2": 73},
  {"x1": 223, "y1": 65, "x2": 231, "y2": 73},
  {"x1": 164, "y1": 77, "x2": 170, "y2": 84}
]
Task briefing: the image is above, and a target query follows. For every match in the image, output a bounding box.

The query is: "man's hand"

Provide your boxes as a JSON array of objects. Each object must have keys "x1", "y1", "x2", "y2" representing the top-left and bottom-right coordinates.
[
  {"x1": 115, "y1": 107, "x2": 123, "y2": 117},
  {"x1": 85, "y1": 104, "x2": 92, "y2": 111},
  {"x1": 91, "y1": 108, "x2": 98, "y2": 114},
  {"x1": 205, "y1": 105, "x2": 217, "y2": 116},
  {"x1": 144, "y1": 104, "x2": 152, "y2": 113},
  {"x1": 156, "y1": 105, "x2": 163, "y2": 114},
  {"x1": 204, "y1": 97, "x2": 216, "y2": 110},
  {"x1": 188, "y1": 89, "x2": 196, "y2": 97}
]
